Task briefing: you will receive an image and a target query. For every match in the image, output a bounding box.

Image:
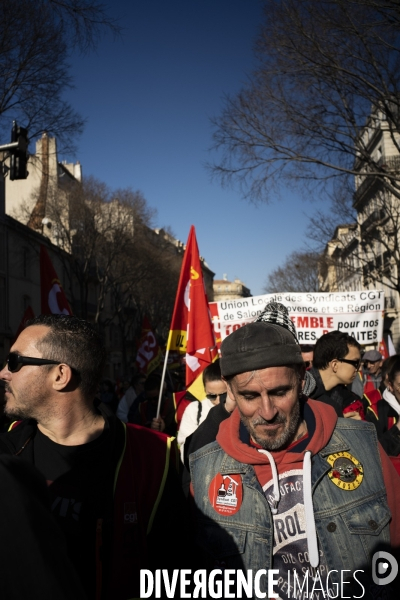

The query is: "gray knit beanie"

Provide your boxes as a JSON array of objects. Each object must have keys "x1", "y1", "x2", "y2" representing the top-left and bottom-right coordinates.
[{"x1": 220, "y1": 302, "x2": 303, "y2": 377}]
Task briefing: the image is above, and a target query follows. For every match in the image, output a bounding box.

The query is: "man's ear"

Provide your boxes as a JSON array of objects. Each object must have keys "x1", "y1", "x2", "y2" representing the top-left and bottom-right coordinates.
[
  {"x1": 51, "y1": 364, "x2": 74, "y2": 391},
  {"x1": 222, "y1": 376, "x2": 235, "y2": 401},
  {"x1": 224, "y1": 381, "x2": 237, "y2": 413},
  {"x1": 330, "y1": 359, "x2": 339, "y2": 374}
]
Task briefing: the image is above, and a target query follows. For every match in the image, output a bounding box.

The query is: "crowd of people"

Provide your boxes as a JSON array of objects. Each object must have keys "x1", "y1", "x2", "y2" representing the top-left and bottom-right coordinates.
[{"x1": 0, "y1": 306, "x2": 399, "y2": 599}]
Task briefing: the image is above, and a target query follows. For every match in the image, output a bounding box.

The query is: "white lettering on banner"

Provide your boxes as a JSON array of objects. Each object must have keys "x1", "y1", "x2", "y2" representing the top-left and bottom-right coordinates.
[{"x1": 210, "y1": 291, "x2": 384, "y2": 346}]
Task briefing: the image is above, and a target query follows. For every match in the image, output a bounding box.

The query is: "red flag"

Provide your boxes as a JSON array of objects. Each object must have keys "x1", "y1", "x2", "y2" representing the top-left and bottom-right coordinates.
[
  {"x1": 40, "y1": 245, "x2": 72, "y2": 315},
  {"x1": 135, "y1": 316, "x2": 162, "y2": 375},
  {"x1": 12, "y1": 305, "x2": 35, "y2": 344},
  {"x1": 379, "y1": 339, "x2": 389, "y2": 360},
  {"x1": 167, "y1": 226, "x2": 216, "y2": 395},
  {"x1": 172, "y1": 391, "x2": 192, "y2": 432}
]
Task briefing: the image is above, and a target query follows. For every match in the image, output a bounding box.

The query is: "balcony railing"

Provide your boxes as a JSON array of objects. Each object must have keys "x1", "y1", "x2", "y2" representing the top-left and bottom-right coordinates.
[
  {"x1": 378, "y1": 155, "x2": 400, "y2": 172},
  {"x1": 360, "y1": 208, "x2": 386, "y2": 234},
  {"x1": 354, "y1": 155, "x2": 400, "y2": 203}
]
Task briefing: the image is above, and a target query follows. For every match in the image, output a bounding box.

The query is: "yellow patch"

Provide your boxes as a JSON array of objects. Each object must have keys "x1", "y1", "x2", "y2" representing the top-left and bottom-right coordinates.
[{"x1": 326, "y1": 451, "x2": 364, "y2": 491}]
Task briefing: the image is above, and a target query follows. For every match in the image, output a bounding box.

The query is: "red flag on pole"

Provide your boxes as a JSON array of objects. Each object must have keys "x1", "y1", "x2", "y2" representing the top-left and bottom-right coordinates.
[
  {"x1": 135, "y1": 316, "x2": 162, "y2": 375},
  {"x1": 167, "y1": 226, "x2": 216, "y2": 398},
  {"x1": 40, "y1": 245, "x2": 72, "y2": 315}
]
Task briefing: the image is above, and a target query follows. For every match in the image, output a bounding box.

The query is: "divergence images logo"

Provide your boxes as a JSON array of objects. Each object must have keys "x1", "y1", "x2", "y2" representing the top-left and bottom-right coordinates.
[{"x1": 372, "y1": 551, "x2": 398, "y2": 586}]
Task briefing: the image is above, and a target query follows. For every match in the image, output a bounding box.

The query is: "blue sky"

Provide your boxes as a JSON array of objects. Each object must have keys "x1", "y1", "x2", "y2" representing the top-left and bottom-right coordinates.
[{"x1": 61, "y1": 0, "x2": 313, "y2": 296}]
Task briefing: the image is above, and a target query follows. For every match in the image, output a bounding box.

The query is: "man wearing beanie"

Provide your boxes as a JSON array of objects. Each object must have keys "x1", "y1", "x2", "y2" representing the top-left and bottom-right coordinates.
[{"x1": 189, "y1": 304, "x2": 400, "y2": 600}]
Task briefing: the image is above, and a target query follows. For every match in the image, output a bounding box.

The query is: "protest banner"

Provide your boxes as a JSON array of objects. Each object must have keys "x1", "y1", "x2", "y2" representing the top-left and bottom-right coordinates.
[{"x1": 209, "y1": 290, "x2": 384, "y2": 346}]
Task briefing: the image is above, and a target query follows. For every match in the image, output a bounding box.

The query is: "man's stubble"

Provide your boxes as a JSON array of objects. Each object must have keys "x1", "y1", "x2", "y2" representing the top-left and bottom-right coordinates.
[{"x1": 239, "y1": 397, "x2": 302, "y2": 451}]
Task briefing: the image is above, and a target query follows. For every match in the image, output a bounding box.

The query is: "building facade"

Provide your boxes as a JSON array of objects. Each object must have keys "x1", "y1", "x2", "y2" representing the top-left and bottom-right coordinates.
[
  {"x1": 213, "y1": 275, "x2": 251, "y2": 302},
  {"x1": 1, "y1": 135, "x2": 216, "y2": 375},
  {"x1": 321, "y1": 107, "x2": 400, "y2": 347}
]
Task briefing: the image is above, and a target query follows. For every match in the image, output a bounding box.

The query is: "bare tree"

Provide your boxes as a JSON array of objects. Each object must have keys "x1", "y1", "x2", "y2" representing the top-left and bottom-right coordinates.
[
  {"x1": 36, "y1": 177, "x2": 181, "y2": 373},
  {"x1": 42, "y1": 177, "x2": 152, "y2": 318},
  {"x1": 264, "y1": 250, "x2": 321, "y2": 293},
  {"x1": 210, "y1": 0, "x2": 400, "y2": 203},
  {"x1": 48, "y1": 0, "x2": 120, "y2": 52},
  {"x1": 0, "y1": 0, "x2": 119, "y2": 151}
]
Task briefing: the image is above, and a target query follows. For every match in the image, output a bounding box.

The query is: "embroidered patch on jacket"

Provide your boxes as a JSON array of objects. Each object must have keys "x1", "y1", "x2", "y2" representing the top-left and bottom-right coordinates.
[
  {"x1": 208, "y1": 473, "x2": 243, "y2": 515},
  {"x1": 326, "y1": 451, "x2": 364, "y2": 490}
]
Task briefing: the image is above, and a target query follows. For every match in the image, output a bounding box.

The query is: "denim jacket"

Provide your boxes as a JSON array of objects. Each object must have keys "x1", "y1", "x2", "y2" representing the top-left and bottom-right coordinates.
[{"x1": 190, "y1": 418, "x2": 391, "y2": 598}]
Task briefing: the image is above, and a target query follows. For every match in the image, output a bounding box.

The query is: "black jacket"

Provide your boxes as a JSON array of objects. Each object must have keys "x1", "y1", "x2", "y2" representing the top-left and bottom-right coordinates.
[
  {"x1": 181, "y1": 400, "x2": 231, "y2": 497},
  {"x1": 308, "y1": 367, "x2": 361, "y2": 417},
  {"x1": 0, "y1": 407, "x2": 192, "y2": 599},
  {"x1": 367, "y1": 398, "x2": 400, "y2": 456},
  {"x1": 0, "y1": 453, "x2": 86, "y2": 600}
]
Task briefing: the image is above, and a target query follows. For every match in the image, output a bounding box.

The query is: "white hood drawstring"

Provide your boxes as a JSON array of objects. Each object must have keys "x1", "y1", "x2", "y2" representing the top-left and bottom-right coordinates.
[
  {"x1": 258, "y1": 449, "x2": 280, "y2": 514},
  {"x1": 303, "y1": 450, "x2": 319, "y2": 567},
  {"x1": 258, "y1": 448, "x2": 320, "y2": 568}
]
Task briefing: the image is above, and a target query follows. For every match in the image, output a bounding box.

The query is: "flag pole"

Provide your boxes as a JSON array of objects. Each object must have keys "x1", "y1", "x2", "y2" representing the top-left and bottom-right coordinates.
[{"x1": 156, "y1": 347, "x2": 170, "y2": 419}]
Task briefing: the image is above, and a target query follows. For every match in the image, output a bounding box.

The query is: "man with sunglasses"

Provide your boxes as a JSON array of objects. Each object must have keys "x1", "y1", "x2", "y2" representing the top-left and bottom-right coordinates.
[
  {"x1": 352, "y1": 349, "x2": 383, "y2": 399},
  {"x1": 308, "y1": 330, "x2": 364, "y2": 418},
  {"x1": 0, "y1": 314, "x2": 187, "y2": 600}
]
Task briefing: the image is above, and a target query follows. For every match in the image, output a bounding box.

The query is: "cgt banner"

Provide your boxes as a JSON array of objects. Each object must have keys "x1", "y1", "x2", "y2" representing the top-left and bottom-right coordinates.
[{"x1": 209, "y1": 290, "x2": 385, "y2": 346}]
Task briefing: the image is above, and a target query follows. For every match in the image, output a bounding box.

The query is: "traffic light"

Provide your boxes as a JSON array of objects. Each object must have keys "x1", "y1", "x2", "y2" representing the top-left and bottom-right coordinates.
[{"x1": 9, "y1": 120, "x2": 29, "y2": 180}]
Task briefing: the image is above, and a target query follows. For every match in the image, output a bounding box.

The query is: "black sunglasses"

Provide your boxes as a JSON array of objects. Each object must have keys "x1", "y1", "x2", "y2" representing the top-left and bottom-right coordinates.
[
  {"x1": 4, "y1": 352, "x2": 61, "y2": 373},
  {"x1": 338, "y1": 358, "x2": 361, "y2": 370},
  {"x1": 206, "y1": 393, "x2": 222, "y2": 401}
]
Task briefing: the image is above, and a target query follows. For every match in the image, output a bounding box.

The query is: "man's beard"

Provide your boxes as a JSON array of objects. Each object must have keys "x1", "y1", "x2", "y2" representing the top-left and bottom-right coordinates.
[
  {"x1": 239, "y1": 399, "x2": 302, "y2": 451},
  {"x1": 4, "y1": 382, "x2": 47, "y2": 421}
]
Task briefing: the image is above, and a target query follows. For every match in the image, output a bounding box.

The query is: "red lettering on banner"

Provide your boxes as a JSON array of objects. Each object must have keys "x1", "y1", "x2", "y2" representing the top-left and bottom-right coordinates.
[{"x1": 291, "y1": 316, "x2": 334, "y2": 330}]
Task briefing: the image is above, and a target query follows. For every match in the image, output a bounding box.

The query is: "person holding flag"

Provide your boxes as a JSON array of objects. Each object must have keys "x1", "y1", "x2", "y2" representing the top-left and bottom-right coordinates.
[{"x1": 156, "y1": 225, "x2": 217, "y2": 426}]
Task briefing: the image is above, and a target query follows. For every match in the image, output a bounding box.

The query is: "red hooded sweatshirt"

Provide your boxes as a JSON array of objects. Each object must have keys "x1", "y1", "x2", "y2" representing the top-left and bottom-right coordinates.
[{"x1": 216, "y1": 398, "x2": 400, "y2": 549}]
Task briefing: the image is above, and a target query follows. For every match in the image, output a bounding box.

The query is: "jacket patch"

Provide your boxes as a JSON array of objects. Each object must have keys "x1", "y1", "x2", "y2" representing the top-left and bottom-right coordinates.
[
  {"x1": 326, "y1": 451, "x2": 364, "y2": 491},
  {"x1": 209, "y1": 473, "x2": 243, "y2": 515}
]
